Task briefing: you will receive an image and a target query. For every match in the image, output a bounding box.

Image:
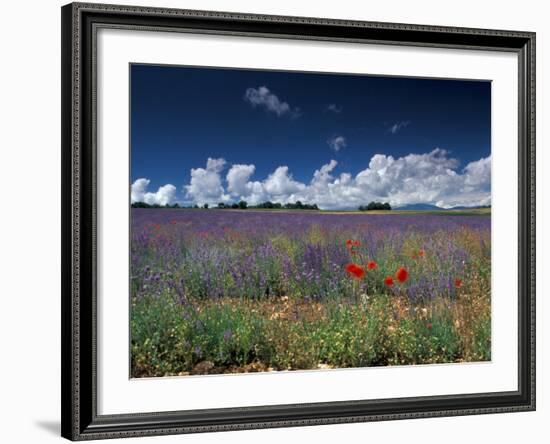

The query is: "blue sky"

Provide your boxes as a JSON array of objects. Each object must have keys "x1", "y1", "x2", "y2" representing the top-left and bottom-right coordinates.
[{"x1": 130, "y1": 64, "x2": 491, "y2": 209}]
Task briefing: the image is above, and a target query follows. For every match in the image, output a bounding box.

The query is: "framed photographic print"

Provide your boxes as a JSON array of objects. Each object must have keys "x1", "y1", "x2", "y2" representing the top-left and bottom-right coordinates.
[{"x1": 61, "y1": 2, "x2": 536, "y2": 440}]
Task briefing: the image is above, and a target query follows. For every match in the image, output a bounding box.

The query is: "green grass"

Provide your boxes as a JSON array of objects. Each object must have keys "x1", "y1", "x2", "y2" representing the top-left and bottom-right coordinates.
[{"x1": 131, "y1": 290, "x2": 491, "y2": 377}]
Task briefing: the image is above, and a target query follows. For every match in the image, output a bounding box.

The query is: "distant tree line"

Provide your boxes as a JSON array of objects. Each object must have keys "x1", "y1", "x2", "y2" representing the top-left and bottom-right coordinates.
[
  {"x1": 358, "y1": 201, "x2": 392, "y2": 211},
  {"x1": 131, "y1": 200, "x2": 320, "y2": 210},
  {"x1": 131, "y1": 202, "x2": 181, "y2": 209},
  {"x1": 217, "y1": 200, "x2": 319, "y2": 210},
  {"x1": 131, "y1": 202, "x2": 205, "y2": 209},
  {"x1": 215, "y1": 201, "x2": 249, "y2": 209}
]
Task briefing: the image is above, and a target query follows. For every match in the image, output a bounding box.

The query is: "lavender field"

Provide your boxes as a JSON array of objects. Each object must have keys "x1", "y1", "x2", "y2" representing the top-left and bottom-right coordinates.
[{"x1": 130, "y1": 209, "x2": 491, "y2": 377}]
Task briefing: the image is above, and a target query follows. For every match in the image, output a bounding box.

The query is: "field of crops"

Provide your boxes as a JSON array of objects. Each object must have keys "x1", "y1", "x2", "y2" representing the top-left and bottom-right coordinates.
[{"x1": 130, "y1": 209, "x2": 491, "y2": 377}]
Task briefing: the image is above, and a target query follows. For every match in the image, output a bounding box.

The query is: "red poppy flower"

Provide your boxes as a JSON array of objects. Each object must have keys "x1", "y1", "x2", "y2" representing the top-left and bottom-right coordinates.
[
  {"x1": 170, "y1": 220, "x2": 177, "y2": 225},
  {"x1": 367, "y1": 260, "x2": 377, "y2": 270},
  {"x1": 345, "y1": 263, "x2": 365, "y2": 279},
  {"x1": 384, "y1": 276, "x2": 394, "y2": 286},
  {"x1": 418, "y1": 249, "x2": 425, "y2": 258},
  {"x1": 426, "y1": 322, "x2": 433, "y2": 330},
  {"x1": 454, "y1": 278, "x2": 462, "y2": 288},
  {"x1": 395, "y1": 267, "x2": 409, "y2": 283},
  {"x1": 346, "y1": 239, "x2": 361, "y2": 249}
]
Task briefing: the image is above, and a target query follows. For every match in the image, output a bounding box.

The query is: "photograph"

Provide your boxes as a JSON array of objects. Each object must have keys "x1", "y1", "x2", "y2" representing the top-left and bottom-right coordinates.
[
  {"x1": 56, "y1": 1, "x2": 536, "y2": 440},
  {"x1": 129, "y1": 64, "x2": 492, "y2": 378}
]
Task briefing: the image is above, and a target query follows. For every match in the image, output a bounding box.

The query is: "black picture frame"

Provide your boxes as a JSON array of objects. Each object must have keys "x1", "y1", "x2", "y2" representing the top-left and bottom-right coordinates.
[{"x1": 61, "y1": 2, "x2": 536, "y2": 440}]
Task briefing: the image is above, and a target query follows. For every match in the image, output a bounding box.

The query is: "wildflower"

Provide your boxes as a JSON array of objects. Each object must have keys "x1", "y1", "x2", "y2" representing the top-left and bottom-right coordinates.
[
  {"x1": 426, "y1": 322, "x2": 433, "y2": 330},
  {"x1": 223, "y1": 329, "x2": 233, "y2": 341},
  {"x1": 367, "y1": 260, "x2": 377, "y2": 270},
  {"x1": 395, "y1": 267, "x2": 409, "y2": 283},
  {"x1": 454, "y1": 278, "x2": 463, "y2": 288},
  {"x1": 384, "y1": 276, "x2": 394, "y2": 286},
  {"x1": 418, "y1": 249, "x2": 425, "y2": 257},
  {"x1": 345, "y1": 263, "x2": 365, "y2": 279},
  {"x1": 346, "y1": 239, "x2": 360, "y2": 248}
]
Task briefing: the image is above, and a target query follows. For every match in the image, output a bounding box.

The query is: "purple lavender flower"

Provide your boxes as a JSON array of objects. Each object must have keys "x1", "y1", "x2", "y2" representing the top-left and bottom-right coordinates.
[
  {"x1": 223, "y1": 329, "x2": 233, "y2": 341},
  {"x1": 193, "y1": 345, "x2": 202, "y2": 356}
]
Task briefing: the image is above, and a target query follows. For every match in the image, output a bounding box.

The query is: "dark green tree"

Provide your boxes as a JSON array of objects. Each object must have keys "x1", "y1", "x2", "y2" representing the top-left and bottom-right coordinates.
[{"x1": 361, "y1": 201, "x2": 392, "y2": 211}]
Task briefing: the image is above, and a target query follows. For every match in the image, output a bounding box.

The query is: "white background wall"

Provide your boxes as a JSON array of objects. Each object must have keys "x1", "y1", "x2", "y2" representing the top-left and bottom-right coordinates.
[{"x1": 0, "y1": 0, "x2": 546, "y2": 443}]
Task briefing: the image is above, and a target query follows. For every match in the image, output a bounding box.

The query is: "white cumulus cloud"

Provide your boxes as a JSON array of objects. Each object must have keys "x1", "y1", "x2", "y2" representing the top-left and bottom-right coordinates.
[
  {"x1": 184, "y1": 157, "x2": 230, "y2": 205},
  {"x1": 327, "y1": 135, "x2": 347, "y2": 152},
  {"x1": 264, "y1": 166, "x2": 306, "y2": 196},
  {"x1": 225, "y1": 164, "x2": 306, "y2": 205},
  {"x1": 388, "y1": 120, "x2": 411, "y2": 134},
  {"x1": 131, "y1": 178, "x2": 176, "y2": 206},
  {"x1": 181, "y1": 150, "x2": 491, "y2": 210},
  {"x1": 326, "y1": 104, "x2": 342, "y2": 113},
  {"x1": 226, "y1": 164, "x2": 256, "y2": 195},
  {"x1": 463, "y1": 155, "x2": 491, "y2": 189},
  {"x1": 244, "y1": 86, "x2": 301, "y2": 118}
]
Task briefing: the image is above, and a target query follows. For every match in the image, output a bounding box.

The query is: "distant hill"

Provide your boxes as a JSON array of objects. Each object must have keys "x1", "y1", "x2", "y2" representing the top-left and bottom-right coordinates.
[
  {"x1": 397, "y1": 203, "x2": 442, "y2": 211},
  {"x1": 397, "y1": 203, "x2": 490, "y2": 211},
  {"x1": 449, "y1": 205, "x2": 491, "y2": 210}
]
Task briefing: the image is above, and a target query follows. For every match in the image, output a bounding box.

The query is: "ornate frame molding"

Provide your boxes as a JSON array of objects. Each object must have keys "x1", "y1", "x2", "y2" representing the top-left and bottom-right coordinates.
[{"x1": 61, "y1": 3, "x2": 535, "y2": 440}]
